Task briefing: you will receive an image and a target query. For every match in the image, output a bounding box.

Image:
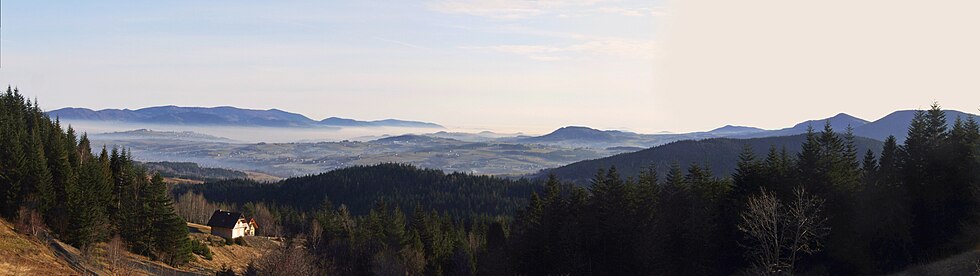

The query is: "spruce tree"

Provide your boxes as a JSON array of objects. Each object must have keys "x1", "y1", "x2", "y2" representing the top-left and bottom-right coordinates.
[
  {"x1": 900, "y1": 103, "x2": 971, "y2": 260},
  {"x1": 0, "y1": 88, "x2": 28, "y2": 218},
  {"x1": 797, "y1": 126, "x2": 822, "y2": 194},
  {"x1": 861, "y1": 149, "x2": 878, "y2": 184},
  {"x1": 733, "y1": 145, "x2": 762, "y2": 200},
  {"x1": 878, "y1": 136, "x2": 901, "y2": 187},
  {"x1": 67, "y1": 144, "x2": 113, "y2": 248},
  {"x1": 22, "y1": 128, "x2": 53, "y2": 213},
  {"x1": 44, "y1": 119, "x2": 75, "y2": 235},
  {"x1": 146, "y1": 173, "x2": 192, "y2": 266}
]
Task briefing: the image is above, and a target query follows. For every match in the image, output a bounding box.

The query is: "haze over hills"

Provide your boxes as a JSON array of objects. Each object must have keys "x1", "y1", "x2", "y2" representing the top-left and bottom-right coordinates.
[
  {"x1": 90, "y1": 129, "x2": 238, "y2": 143},
  {"x1": 51, "y1": 104, "x2": 977, "y2": 147},
  {"x1": 89, "y1": 131, "x2": 629, "y2": 177},
  {"x1": 76, "y1": 108, "x2": 978, "y2": 179},
  {"x1": 48, "y1": 105, "x2": 444, "y2": 129},
  {"x1": 707, "y1": 125, "x2": 767, "y2": 136},
  {"x1": 319, "y1": 117, "x2": 443, "y2": 128},
  {"x1": 508, "y1": 126, "x2": 739, "y2": 148}
]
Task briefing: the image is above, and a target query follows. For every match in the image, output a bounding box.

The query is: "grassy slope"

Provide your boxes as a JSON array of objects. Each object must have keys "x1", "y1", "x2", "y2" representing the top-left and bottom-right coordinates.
[
  {"x1": 187, "y1": 222, "x2": 280, "y2": 274},
  {"x1": 0, "y1": 218, "x2": 278, "y2": 275},
  {"x1": 0, "y1": 219, "x2": 75, "y2": 275}
]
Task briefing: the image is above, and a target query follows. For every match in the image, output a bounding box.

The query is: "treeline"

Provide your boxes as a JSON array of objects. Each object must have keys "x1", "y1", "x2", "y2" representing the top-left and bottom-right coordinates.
[
  {"x1": 141, "y1": 161, "x2": 247, "y2": 181},
  {"x1": 0, "y1": 88, "x2": 192, "y2": 266},
  {"x1": 174, "y1": 192, "x2": 302, "y2": 237},
  {"x1": 507, "y1": 104, "x2": 980, "y2": 275},
  {"x1": 171, "y1": 164, "x2": 547, "y2": 274},
  {"x1": 222, "y1": 199, "x2": 506, "y2": 275},
  {"x1": 174, "y1": 163, "x2": 539, "y2": 218}
]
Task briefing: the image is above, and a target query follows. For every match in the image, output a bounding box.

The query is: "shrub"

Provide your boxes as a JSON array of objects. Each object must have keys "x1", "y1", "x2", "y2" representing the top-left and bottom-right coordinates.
[
  {"x1": 216, "y1": 265, "x2": 235, "y2": 276},
  {"x1": 189, "y1": 239, "x2": 213, "y2": 260}
]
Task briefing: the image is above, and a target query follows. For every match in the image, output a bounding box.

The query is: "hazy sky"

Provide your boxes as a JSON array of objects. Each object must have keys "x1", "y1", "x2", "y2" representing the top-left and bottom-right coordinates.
[{"x1": 1, "y1": 0, "x2": 977, "y2": 134}]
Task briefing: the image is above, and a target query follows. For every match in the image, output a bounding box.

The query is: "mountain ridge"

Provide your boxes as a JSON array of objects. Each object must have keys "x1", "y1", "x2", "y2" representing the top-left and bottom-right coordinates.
[
  {"x1": 48, "y1": 106, "x2": 444, "y2": 128},
  {"x1": 539, "y1": 133, "x2": 885, "y2": 183}
]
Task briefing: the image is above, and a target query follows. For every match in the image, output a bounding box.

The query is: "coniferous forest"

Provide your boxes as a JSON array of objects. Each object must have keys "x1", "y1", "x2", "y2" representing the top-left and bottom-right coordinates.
[
  {"x1": 0, "y1": 88, "x2": 193, "y2": 266},
  {"x1": 179, "y1": 106, "x2": 980, "y2": 275},
  {"x1": 3, "y1": 87, "x2": 980, "y2": 275}
]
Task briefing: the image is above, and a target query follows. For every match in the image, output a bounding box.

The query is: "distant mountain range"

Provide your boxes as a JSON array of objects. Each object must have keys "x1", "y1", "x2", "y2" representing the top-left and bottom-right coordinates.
[
  {"x1": 510, "y1": 110, "x2": 977, "y2": 149},
  {"x1": 48, "y1": 106, "x2": 444, "y2": 129},
  {"x1": 730, "y1": 110, "x2": 976, "y2": 142},
  {"x1": 539, "y1": 134, "x2": 885, "y2": 183},
  {"x1": 733, "y1": 113, "x2": 870, "y2": 138},
  {"x1": 534, "y1": 109, "x2": 977, "y2": 183},
  {"x1": 53, "y1": 105, "x2": 976, "y2": 148},
  {"x1": 506, "y1": 126, "x2": 737, "y2": 149},
  {"x1": 852, "y1": 110, "x2": 975, "y2": 142}
]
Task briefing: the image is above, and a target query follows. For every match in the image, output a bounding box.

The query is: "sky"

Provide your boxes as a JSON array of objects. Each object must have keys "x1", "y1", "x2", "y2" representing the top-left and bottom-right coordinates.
[{"x1": 0, "y1": 0, "x2": 978, "y2": 135}]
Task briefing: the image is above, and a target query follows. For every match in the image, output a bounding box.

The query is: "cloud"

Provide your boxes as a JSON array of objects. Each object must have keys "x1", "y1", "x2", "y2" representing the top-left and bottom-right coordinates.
[
  {"x1": 372, "y1": 37, "x2": 429, "y2": 50},
  {"x1": 464, "y1": 39, "x2": 656, "y2": 61},
  {"x1": 427, "y1": 0, "x2": 606, "y2": 19}
]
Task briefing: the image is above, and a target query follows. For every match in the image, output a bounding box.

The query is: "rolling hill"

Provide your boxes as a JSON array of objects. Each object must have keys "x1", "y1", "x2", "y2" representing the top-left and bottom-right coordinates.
[
  {"x1": 539, "y1": 134, "x2": 884, "y2": 184},
  {"x1": 175, "y1": 163, "x2": 539, "y2": 217},
  {"x1": 514, "y1": 110, "x2": 975, "y2": 150},
  {"x1": 733, "y1": 113, "x2": 869, "y2": 138},
  {"x1": 854, "y1": 110, "x2": 976, "y2": 142}
]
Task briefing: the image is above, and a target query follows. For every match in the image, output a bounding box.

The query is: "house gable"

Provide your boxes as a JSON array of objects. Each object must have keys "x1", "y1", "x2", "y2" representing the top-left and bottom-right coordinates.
[{"x1": 207, "y1": 210, "x2": 244, "y2": 229}]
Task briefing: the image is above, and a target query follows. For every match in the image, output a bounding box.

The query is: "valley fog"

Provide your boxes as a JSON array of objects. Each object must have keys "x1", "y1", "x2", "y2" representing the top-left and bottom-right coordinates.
[{"x1": 60, "y1": 120, "x2": 469, "y2": 143}]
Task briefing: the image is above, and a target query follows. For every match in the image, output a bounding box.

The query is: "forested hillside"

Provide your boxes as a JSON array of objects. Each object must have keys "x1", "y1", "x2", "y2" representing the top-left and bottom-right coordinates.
[
  {"x1": 507, "y1": 104, "x2": 980, "y2": 275},
  {"x1": 0, "y1": 88, "x2": 193, "y2": 266},
  {"x1": 172, "y1": 104, "x2": 979, "y2": 275},
  {"x1": 542, "y1": 131, "x2": 884, "y2": 183},
  {"x1": 141, "y1": 161, "x2": 248, "y2": 181},
  {"x1": 171, "y1": 164, "x2": 543, "y2": 274},
  {"x1": 174, "y1": 163, "x2": 539, "y2": 219}
]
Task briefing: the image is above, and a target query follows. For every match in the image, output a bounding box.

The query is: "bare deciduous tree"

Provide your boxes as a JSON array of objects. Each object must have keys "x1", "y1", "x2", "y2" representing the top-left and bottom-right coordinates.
[
  {"x1": 308, "y1": 219, "x2": 323, "y2": 252},
  {"x1": 174, "y1": 192, "x2": 219, "y2": 224},
  {"x1": 250, "y1": 202, "x2": 282, "y2": 237},
  {"x1": 738, "y1": 187, "x2": 829, "y2": 275},
  {"x1": 106, "y1": 235, "x2": 127, "y2": 274},
  {"x1": 254, "y1": 240, "x2": 318, "y2": 275},
  {"x1": 15, "y1": 207, "x2": 45, "y2": 236}
]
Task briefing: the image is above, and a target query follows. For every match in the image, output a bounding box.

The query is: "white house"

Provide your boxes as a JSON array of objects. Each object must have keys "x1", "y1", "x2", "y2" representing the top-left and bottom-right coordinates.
[{"x1": 207, "y1": 210, "x2": 257, "y2": 239}]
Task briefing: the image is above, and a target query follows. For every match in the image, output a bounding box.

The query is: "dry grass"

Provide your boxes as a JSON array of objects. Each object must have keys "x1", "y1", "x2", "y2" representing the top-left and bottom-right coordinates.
[
  {"x1": 163, "y1": 177, "x2": 205, "y2": 185},
  {"x1": 185, "y1": 222, "x2": 279, "y2": 274},
  {"x1": 244, "y1": 171, "x2": 283, "y2": 183},
  {"x1": 0, "y1": 219, "x2": 75, "y2": 275},
  {"x1": 0, "y1": 218, "x2": 279, "y2": 276}
]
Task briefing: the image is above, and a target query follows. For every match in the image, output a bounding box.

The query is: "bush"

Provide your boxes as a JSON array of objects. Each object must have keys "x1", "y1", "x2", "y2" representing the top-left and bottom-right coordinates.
[
  {"x1": 216, "y1": 265, "x2": 235, "y2": 276},
  {"x1": 234, "y1": 237, "x2": 246, "y2": 246},
  {"x1": 189, "y1": 239, "x2": 213, "y2": 260}
]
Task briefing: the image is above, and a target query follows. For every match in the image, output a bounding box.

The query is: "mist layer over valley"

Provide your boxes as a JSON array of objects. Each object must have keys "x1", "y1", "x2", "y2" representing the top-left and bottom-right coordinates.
[
  {"x1": 76, "y1": 122, "x2": 626, "y2": 177},
  {"x1": 65, "y1": 107, "x2": 978, "y2": 179}
]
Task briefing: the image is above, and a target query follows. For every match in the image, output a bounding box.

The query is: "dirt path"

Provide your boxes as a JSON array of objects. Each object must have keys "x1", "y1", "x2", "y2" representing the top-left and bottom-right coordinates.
[{"x1": 40, "y1": 232, "x2": 100, "y2": 275}]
